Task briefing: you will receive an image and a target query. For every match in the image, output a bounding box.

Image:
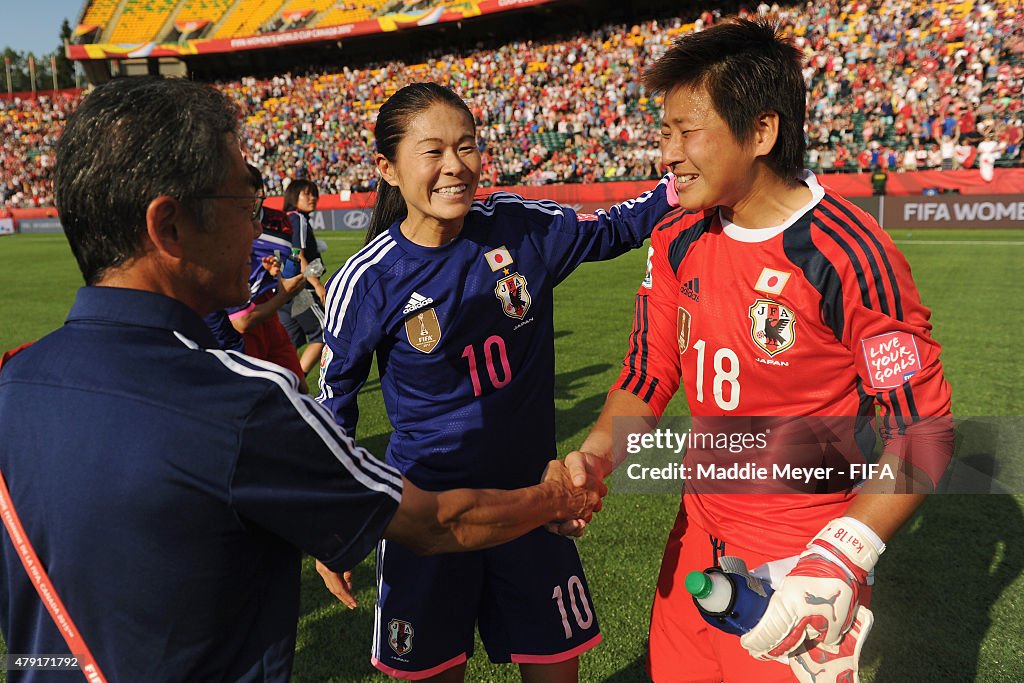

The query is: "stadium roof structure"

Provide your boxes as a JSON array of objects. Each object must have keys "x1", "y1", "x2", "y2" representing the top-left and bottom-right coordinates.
[{"x1": 65, "y1": 0, "x2": 593, "y2": 81}]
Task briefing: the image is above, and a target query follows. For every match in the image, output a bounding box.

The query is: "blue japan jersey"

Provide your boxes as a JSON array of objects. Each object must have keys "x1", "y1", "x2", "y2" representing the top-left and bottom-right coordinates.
[{"x1": 318, "y1": 180, "x2": 672, "y2": 490}]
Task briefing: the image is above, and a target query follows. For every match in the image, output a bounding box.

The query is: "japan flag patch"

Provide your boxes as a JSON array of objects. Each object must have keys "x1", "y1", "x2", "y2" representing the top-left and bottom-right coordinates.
[
  {"x1": 755, "y1": 267, "x2": 791, "y2": 296},
  {"x1": 484, "y1": 246, "x2": 514, "y2": 272}
]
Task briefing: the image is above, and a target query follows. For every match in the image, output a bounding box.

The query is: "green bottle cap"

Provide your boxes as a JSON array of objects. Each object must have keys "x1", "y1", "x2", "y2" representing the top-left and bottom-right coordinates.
[{"x1": 685, "y1": 571, "x2": 713, "y2": 599}]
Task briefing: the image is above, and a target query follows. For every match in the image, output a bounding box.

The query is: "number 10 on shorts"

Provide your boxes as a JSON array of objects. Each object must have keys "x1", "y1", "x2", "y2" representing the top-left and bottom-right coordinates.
[{"x1": 552, "y1": 575, "x2": 594, "y2": 639}]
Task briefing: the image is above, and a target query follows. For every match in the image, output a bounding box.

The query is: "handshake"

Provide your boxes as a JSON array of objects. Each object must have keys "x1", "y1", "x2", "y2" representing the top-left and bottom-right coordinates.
[{"x1": 542, "y1": 451, "x2": 614, "y2": 537}]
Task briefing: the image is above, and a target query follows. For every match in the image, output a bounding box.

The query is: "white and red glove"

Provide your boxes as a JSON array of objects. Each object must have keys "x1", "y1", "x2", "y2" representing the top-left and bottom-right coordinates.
[
  {"x1": 740, "y1": 517, "x2": 885, "y2": 661},
  {"x1": 788, "y1": 606, "x2": 873, "y2": 683}
]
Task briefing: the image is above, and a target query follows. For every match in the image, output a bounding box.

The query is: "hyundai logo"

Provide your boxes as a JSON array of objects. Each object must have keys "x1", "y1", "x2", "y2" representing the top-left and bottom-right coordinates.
[{"x1": 343, "y1": 210, "x2": 371, "y2": 230}]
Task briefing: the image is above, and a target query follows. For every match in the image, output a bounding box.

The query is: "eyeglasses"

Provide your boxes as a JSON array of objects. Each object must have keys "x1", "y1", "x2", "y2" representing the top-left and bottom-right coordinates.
[{"x1": 193, "y1": 192, "x2": 266, "y2": 220}]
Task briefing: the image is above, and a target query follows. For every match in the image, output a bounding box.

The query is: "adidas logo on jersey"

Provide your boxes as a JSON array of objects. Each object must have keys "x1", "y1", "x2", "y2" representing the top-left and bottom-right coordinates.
[
  {"x1": 402, "y1": 292, "x2": 435, "y2": 315},
  {"x1": 681, "y1": 278, "x2": 701, "y2": 302}
]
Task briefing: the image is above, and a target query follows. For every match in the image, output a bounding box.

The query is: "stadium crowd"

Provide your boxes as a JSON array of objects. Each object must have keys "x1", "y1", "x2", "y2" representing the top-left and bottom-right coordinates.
[{"x1": 2, "y1": 0, "x2": 1021, "y2": 207}]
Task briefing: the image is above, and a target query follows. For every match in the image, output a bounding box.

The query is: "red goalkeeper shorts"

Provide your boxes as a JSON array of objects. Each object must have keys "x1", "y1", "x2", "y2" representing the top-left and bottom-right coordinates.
[{"x1": 648, "y1": 504, "x2": 804, "y2": 682}]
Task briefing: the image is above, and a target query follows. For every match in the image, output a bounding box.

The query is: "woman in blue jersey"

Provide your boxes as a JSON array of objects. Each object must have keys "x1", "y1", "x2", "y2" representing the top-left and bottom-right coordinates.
[
  {"x1": 317, "y1": 82, "x2": 675, "y2": 683},
  {"x1": 280, "y1": 178, "x2": 328, "y2": 374}
]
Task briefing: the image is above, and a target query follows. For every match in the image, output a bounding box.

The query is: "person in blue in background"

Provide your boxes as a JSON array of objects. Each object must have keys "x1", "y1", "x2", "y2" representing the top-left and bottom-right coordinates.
[
  {"x1": 204, "y1": 164, "x2": 308, "y2": 384},
  {"x1": 316, "y1": 82, "x2": 677, "y2": 683},
  {"x1": 279, "y1": 178, "x2": 328, "y2": 375}
]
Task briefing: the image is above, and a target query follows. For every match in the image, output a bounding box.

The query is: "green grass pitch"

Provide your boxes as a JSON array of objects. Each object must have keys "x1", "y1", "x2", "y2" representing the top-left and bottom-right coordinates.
[{"x1": 0, "y1": 229, "x2": 1022, "y2": 682}]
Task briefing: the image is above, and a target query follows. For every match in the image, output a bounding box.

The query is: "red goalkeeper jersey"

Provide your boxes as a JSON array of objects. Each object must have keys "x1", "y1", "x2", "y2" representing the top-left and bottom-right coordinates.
[{"x1": 615, "y1": 172, "x2": 953, "y2": 554}]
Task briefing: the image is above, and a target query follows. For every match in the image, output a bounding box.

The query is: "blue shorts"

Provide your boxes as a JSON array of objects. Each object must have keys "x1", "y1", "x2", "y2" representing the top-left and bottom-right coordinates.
[{"x1": 371, "y1": 527, "x2": 601, "y2": 679}]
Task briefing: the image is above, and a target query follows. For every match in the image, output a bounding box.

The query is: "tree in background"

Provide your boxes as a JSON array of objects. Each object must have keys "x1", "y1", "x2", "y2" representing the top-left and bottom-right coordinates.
[
  {"x1": 54, "y1": 20, "x2": 77, "y2": 89},
  {"x1": 2, "y1": 20, "x2": 77, "y2": 95}
]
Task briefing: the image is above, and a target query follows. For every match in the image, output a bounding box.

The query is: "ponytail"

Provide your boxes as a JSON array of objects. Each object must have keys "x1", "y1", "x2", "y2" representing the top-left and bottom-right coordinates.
[{"x1": 366, "y1": 182, "x2": 407, "y2": 245}]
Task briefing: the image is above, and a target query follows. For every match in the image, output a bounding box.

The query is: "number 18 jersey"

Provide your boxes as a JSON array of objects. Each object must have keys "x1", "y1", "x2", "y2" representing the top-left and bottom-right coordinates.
[{"x1": 617, "y1": 172, "x2": 953, "y2": 552}]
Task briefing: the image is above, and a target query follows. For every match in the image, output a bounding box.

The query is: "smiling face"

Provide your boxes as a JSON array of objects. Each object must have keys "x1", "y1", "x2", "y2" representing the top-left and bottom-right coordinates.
[
  {"x1": 376, "y1": 102, "x2": 481, "y2": 238},
  {"x1": 182, "y1": 138, "x2": 261, "y2": 313}
]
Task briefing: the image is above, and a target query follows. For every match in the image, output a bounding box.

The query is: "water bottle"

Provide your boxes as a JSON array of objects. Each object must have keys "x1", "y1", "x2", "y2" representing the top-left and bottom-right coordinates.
[
  {"x1": 685, "y1": 559, "x2": 773, "y2": 636},
  {"x1": 280, "y1": 247, "x2": 302, "y2": 279}
]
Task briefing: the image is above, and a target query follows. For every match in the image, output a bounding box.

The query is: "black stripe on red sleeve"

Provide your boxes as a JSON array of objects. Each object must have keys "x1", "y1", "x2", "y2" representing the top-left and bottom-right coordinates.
[
  {"x1": 812, "y1": 216, "x2": 878, "y2": 313},
  {"x1": 818, "y1": 196, "x2": 904, "y2": 321},
  {"x1": 634, "y1": 296, "x2": 653, "y2": 394},
  {"x1": 619, "y1": 295, "x2": 656, "y2": 399},
  {"x1": 902, "y1": 383, "x2": 920, "y2": 419},
  {"x1": 821, "y1": 196, "x2": 904, "y2": 320},
  {"x1": 854, "y1": 383, "x2": 878, "y2": 461},
  {"x1": 667, "y1": 212, "x2": 714, "y2": 273},
  {"x1": 654, "y1": 208, "x2": 692, "y2": 234},
  {"x1": 886, "y1": 389, "x2": 909, "y2": 436},
  {"x1": 642, "y1": 377, "x2": 660, "y2": 403},
  {"x1": 619, "y1": 294, "x2": 644, "y2": 392},
  {"x1": 782, "y1": 215, "x2": 847, "y2": 342}
]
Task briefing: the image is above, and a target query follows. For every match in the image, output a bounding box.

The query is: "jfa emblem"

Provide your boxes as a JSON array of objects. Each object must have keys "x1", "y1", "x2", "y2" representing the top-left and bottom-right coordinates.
[
  {"x1": 748, "y1": 298, "x2": 796, "y2": 356},
  {"x1": 495, "y1": 272, "x2": 532, "y2": 319},
  {"x1": 388, "y1": 619, "x2": 414, "y2": 657}
]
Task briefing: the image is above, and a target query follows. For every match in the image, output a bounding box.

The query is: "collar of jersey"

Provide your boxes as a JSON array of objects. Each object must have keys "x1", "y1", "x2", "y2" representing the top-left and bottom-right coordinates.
[
  {"x1": 721, "y1": 170, "x2": 824, "y2": 243},
  {"x1": 66, "y1": 286, "x2": 221, "y2": 349},
  {"x1": 389, "y1": 220, "x2": 466, "y2": 259}
]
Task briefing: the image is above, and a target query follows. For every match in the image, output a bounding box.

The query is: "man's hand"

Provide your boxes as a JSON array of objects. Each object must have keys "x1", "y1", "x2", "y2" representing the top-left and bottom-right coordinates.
[
  {"x1": 541, "y1": 458, "x2": 606, "y2": 531},
  {"x1": 545, "y1": 451, "x2": 613, "y2": 537},
  {"x1": 741, "y1": 517, "x2": 884, "y2": 660},
  {"x1": 315, "y1": 560, "x2": 358, "y2": 609},
  {"x1": 788, "y1": 607, "x2": 873, "y2": 683}
]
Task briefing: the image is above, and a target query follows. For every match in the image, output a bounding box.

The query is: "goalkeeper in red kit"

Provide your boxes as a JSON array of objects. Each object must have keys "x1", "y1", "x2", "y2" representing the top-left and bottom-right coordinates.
[{"x1": 557, "y1": 17, "x2": 954, "y2": 683}]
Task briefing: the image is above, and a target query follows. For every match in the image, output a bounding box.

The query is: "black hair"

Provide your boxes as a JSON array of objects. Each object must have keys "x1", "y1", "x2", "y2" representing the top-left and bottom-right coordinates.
[
  {"x1": 365, "y1": 82, "x2": 474, "y2": 245},
  {"x1": 643, "y1": 17, "x2": 806, "y2": 178},
  {"x1": 282, "y1": 178, "x2": 319, "y2": 214},
  {"x1": 54, "y1": 76, "x2": 240, "y2": 285}
]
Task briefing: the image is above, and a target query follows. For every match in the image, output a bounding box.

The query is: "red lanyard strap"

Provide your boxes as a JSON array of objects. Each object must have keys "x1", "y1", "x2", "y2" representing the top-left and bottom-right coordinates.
[
  {"x1": 0, "y1": 472, "x2": 106, "y2": 682},
  {"x1": 0, "y1": 343, "x2": 107, "y2": 682}
]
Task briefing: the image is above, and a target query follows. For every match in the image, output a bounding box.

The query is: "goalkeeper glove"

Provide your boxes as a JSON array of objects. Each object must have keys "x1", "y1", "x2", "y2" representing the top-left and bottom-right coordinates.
[
  {"x1": 740, "y1": 517, "x2": 884, "y2": 660},
  {"x1": 789, "y1": 606, "x2": 873, "y2": 683}
]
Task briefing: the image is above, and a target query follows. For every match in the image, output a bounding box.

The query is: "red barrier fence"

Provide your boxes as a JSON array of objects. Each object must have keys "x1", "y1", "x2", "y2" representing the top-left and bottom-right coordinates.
[
  {"x1": 277, "y1": 168, "x2": 1024, "y2": 213},
  {"x1": 7, "y1": 169, "x2": 1022, "y2": 230}
]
